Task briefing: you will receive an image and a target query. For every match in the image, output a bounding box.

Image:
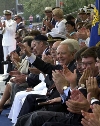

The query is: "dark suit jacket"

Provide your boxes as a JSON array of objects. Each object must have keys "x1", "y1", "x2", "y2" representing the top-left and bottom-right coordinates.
[
  {"x1": 32, "y1": 57, "x2": 76, "y2": 82},
  {"x1": 27, "y1": 73, "x2": 41, "y2": 87},
  {"x1": 16, "y1": 22, "x2": 25, "y2": 32},
  {"x1": 17, "y1": 58, "x2": 76, "y2": 117}
]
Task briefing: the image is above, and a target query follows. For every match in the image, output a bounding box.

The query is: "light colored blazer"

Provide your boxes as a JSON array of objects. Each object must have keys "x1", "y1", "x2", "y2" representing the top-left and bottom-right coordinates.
[
  {"x1": 2, "y1": 19, "x2": 17, "y2": 46},
  {"x1": 18, "y1": 57, "x2": 29, "y2": 74}
]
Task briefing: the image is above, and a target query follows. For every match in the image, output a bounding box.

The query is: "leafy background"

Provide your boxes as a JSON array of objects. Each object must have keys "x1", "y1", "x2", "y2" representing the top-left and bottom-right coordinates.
[{"x1": 0, "y1": 0, "x2": 95, "y2": 20}]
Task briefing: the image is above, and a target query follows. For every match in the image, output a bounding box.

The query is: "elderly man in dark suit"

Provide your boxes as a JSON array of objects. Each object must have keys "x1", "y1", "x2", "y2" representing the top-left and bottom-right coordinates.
[
  {"x1": 14, "y1": 39, "x2": 77, "y2": 126},
  {"x1": 15, "y1": 46, "x2": 100, "y2": 126}
]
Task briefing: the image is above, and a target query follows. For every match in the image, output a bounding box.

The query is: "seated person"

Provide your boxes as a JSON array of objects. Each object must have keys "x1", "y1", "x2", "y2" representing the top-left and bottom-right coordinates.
[
  {"x1": 0, "y1": 36, "x2": 34, "y2": 113},
  {"x1": 15, "y1": 47, "x2": 100, "y2": 126}
]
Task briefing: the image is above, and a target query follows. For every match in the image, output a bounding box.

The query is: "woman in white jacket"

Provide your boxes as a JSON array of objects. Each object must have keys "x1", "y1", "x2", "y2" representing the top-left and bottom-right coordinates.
[{"x1": 47, "y1": 8, "x2": 67, "y2": 39}]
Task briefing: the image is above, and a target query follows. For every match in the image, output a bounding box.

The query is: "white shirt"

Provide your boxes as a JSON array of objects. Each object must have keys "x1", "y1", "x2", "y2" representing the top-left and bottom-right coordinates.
[
  {"x1": 85, "y1": 37, "x2": 90, "y2": 47},
  {"x1": 2, "y1": 19, "x2": 17, "y2": 46},
  {"x1": 51, "y1": 19, "x2": 67, "y2": 36}
]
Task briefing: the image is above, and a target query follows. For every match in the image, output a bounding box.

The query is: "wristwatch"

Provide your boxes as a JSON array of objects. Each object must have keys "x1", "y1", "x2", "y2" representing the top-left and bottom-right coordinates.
[
  {"x1": 80, "y1": 84, "x2": 85, "y2": 88},
  {"x1": 91, "y1": 97, "x2": 99, "y2": 104}
]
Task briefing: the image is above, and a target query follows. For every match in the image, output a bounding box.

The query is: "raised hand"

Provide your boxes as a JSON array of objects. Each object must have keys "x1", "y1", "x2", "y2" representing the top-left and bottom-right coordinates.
[
  {"x1": 66, "y1": 89, "x2": 90, "y2": 114},
  {"x1": 18, "y1": 42, "x2": 31, "y2": 57},
  {"x1": 10, "y1": 51, "x2": 20, "y2": 62},
  {"x1": 78, "y1": 68, "x2": 92, "y2": 87},
  {"x1": 0, "y1": 22, "x2": 3, "y2": 28},
  {"x1": 81, "y1": 104, "x2": 100, "y2": 126},
  {"x1": 86, "y1": 77, "x2": 99, "y2": 99},
  {"x1": 42, "y1": 54, "x2": 54, "y2": 65},
  {"x1": 62, "y1": 65, "x2": 77, "y2": 89},
  {"x1": 2, "y1": 21, "x2": 6, "y2": 27},
  {"x1": 92, "y1": 104, "x2": 100, "y2": 120},
  {"x1": 52, "y1": 70, "x2": 69, "y2": 94}
]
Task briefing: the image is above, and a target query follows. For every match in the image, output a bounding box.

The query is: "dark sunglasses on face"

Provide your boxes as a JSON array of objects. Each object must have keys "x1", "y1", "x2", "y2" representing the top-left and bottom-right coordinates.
[
  {"x1": 45, "y1": 11, "x2": 52, "y2": 13},
  {"x1": 14, "y1": 18, "x2": 19, "y2": 21},
  {"x1": 15, "y1": 37, "x2": 19, "y2": 39}
]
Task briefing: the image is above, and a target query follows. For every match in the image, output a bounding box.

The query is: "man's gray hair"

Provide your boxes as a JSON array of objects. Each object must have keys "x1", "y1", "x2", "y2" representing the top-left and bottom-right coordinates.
[
  {"x1": 61, "y1": 39, "x2": 79, "y2": 52},
  {"x1": 60, "y1": 42, "x2": 75, "y2": 53}
]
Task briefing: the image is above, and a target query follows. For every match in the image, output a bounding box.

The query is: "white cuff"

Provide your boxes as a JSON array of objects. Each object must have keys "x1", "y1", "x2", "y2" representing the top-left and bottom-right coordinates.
[
  {"x1": 91, "y1": 98, "x2": 99, "y2": 104},
  {"x1": 25, "y1": 76, "x2": 27, "y2": 81},
  {"x1": 26, "y1": 53, "x2": 36, "y2": 64}
]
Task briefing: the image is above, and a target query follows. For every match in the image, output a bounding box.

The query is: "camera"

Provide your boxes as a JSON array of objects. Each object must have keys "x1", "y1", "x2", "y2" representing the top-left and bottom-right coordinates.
[{"x1": 45, "y1": 49, "x2": 50, "y2": 55}]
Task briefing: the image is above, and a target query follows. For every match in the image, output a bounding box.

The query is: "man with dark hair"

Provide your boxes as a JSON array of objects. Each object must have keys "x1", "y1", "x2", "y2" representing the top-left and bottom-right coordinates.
[
  {"x1": 66, "y1": 15, "x2": 75, "y2": 22},
  {"x1": 81, "y1": 47, "x2": 97, "y2": 75},
  {"x1": 80, "y1": 46, "x2": 100, "y2": 126},
  {"x1": 28, "y1": 30, "x2": 41, "y2": 37},
  {"x1": 65, "y1": 21, "x2": 76, "y2": 39}
]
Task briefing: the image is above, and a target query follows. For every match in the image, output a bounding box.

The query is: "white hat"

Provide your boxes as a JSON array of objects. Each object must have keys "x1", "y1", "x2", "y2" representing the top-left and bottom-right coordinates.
[
  {"x1": 45, "y1": 7, "x2": 52, "y2": 12},
  {"x1": 3, "y1": 10, "x2": 13, "y2": 15}
]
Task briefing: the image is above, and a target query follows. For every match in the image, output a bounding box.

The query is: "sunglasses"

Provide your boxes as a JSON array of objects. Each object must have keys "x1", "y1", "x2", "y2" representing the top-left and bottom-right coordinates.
[
  {"x1": 5, "y1": 14, "x2": 11, "y2": 16},
  {"x1": 15, "y1": 37, "x2": 19, "y2": 39},
  {"x1": 45, "y1": 11, "x2": 52, "y2": 13},
  {"x1": 14, "y1": 18, "x2": 19, "y2": 21}
]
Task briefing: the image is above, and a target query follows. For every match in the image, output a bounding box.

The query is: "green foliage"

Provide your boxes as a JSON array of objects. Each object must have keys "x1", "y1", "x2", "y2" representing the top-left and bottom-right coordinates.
[{"x1": 0, "y1": 0, "x2": 95, "y2": 20}]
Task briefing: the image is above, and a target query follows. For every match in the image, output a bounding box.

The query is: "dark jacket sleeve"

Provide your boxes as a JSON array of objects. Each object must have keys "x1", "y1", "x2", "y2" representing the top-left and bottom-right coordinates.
[
  {"x1": 27, "y1": 73, "x2": 41, "y2": 87},
  {"x1": 32, "y1": 57, "x2": 62, "y2": 77}
]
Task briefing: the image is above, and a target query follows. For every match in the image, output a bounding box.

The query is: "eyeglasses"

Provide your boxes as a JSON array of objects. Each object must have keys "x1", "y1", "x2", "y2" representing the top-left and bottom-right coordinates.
[
  {"x1": 74, "y1": 62, "x2": 95, "y2": 67},
  {"x1": 81, "y1": 62, "x2": 95, "y2": 66},
  {"x1": 14, "y1": 18, "x2": 19, "y2": 21},
  {"x1": 51, "y1": 48, "x2": 57, "y2": 51},
  {"x1": 74, "y1": 62, "x2": 83, "y2": 67},
  {"x1": 5, "y1": 14, "x2": 11, "y2": 16}
]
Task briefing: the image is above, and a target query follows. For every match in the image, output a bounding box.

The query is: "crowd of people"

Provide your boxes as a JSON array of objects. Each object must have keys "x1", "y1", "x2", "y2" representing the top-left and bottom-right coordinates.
[{"x1": 0, "y1": 3, "x2": 100, "y2": 126}]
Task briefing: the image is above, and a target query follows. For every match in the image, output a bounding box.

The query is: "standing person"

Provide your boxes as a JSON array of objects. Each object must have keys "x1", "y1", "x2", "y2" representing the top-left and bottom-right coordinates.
[
  {"x1": 14, "y1": 15, "x2": 25, "y2": 32},
  {"x1": 29, "y1": 15, "x2": 33, "y2": 24},
  {"x1": 0, "y1": 20, "x2": 3, "y2": 74},
  {"x1": 0, "y1": 10, "x2": 17, "y2": 75},
  {"x1": 78, "y1": 8, "x2": 89, "y2": 23}
]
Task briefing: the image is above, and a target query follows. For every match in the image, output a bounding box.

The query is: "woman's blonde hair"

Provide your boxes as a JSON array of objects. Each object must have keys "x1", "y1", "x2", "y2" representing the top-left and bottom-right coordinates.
[{"x1": 52, "y1": 8, "x2": 63, "y2": 19}]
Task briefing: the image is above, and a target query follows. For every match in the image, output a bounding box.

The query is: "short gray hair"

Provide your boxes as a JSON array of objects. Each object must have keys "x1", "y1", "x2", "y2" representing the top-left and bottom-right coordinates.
[
  {"x1": 61, "y1": 39, "x2": 79, "y2": 52},
  {"x1": 60, "y1": 42, "x2": 75, "y2": 53}
]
